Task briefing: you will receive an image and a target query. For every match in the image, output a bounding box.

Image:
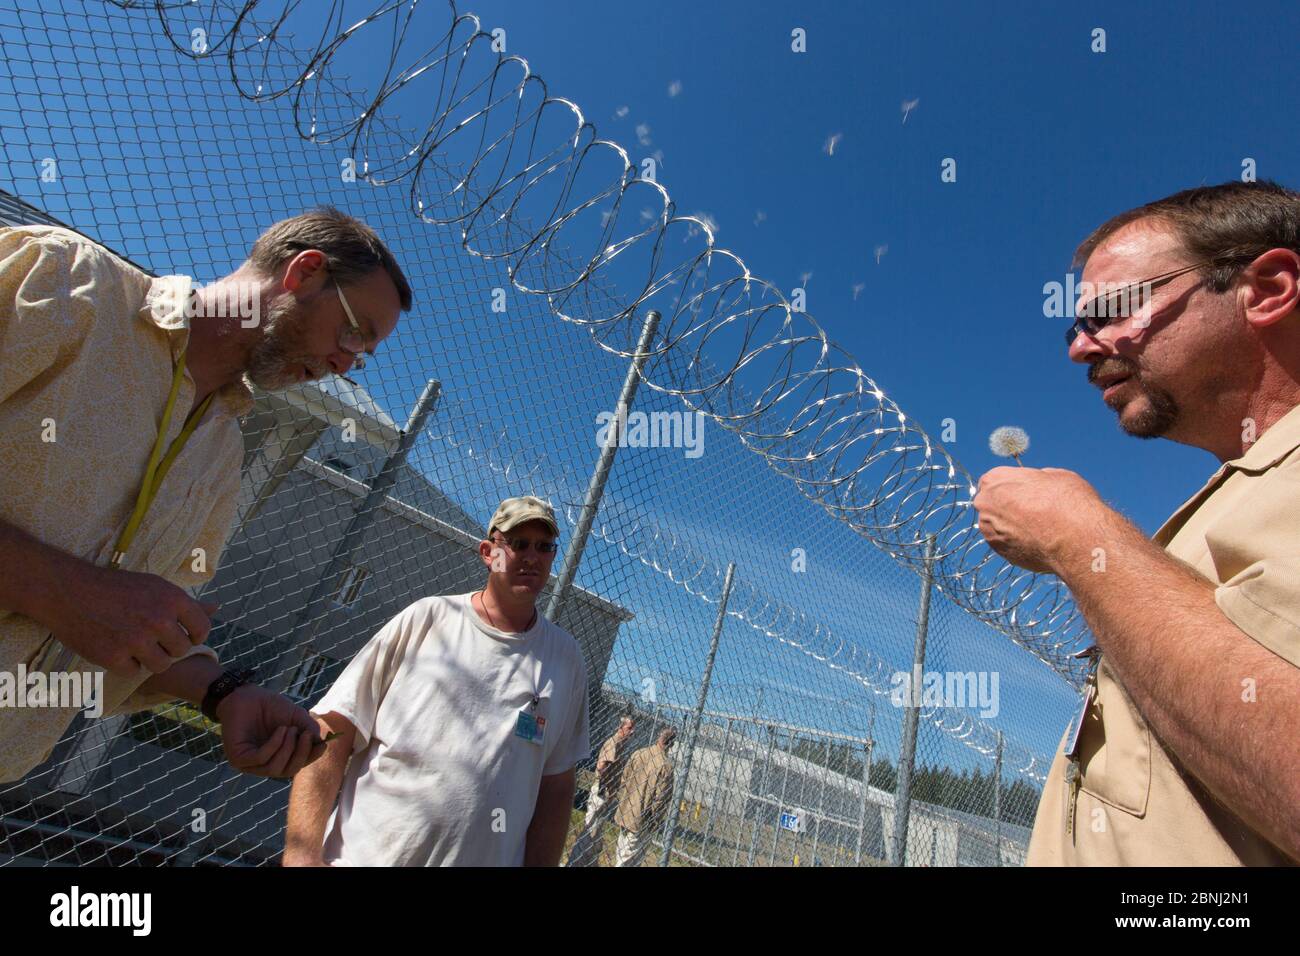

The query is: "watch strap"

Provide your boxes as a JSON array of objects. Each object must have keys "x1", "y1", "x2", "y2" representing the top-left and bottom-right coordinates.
[{"x1": 201, "y1": 668, "x2": 256, "y2": 723}]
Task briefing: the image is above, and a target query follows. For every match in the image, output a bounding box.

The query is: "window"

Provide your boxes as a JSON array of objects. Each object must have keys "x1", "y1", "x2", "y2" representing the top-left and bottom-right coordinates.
[
  {"x1": 330, "y1": 564, "x2": 370, "y2": 608},
  {"x1": 289, "y1": 654, "x2": 331, "y2": 702},
  {"x1": 322, "y1": 455, "x2": 356, "y2": 475}
]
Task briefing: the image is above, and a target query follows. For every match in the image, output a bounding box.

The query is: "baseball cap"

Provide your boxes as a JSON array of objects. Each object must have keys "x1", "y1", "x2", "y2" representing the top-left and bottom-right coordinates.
[{"x1": 488, "y1": 495, "x2": 559, "y2": 538}]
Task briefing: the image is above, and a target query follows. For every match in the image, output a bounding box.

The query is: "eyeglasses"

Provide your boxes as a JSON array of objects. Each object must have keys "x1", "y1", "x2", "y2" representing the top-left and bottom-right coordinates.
[
  {"x1": 1064, "y1": 260, "x2": 1217, "y2": 348},
  {"x1": 490, "y1": 534, "x2": 560, "y2": 555},
  {"x1": 334, "y1": 279, "x2": 375, "y2": 371}
]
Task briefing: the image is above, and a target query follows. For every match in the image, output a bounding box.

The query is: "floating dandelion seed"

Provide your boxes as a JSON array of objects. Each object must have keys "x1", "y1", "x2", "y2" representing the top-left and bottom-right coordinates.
[
  {"x1": 823, "y1": 132, "x2": 843, "y2": 156},
  {"x1": 667, "y1": 80, "x2": 682, "y2": 97},
  {"x1": 901, "y1": 98, "x2": 920, "y2": 124},
  {"x1": 989, "y1": 426, "x2": 1030, "y2": 465}
]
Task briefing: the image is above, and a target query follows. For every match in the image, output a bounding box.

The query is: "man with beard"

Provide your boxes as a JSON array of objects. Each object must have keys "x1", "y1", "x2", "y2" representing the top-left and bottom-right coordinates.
[
  {"x1": 0, "y1": 208, "x2": 411, "y2": 783},
  {"x1": 283, "y1": 497, "x2": 591, "y2": 866},
  {"x1": 973, "y1": 180, "x2": 1300, "y2": 864}
]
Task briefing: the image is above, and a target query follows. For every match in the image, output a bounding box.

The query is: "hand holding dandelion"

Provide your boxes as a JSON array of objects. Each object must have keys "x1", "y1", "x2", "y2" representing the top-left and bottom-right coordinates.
[{"x1": 989, "y1": 426, "x2": 1030, "y2": 466}]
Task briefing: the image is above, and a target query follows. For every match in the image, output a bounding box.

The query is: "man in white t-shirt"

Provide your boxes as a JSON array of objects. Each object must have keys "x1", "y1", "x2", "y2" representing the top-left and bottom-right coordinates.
[{"x1": 282, "y1": 495, "x2": 590, "y2": 866}]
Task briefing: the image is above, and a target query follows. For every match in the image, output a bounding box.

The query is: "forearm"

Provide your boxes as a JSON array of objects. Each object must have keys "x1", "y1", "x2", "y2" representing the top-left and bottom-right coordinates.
[
  {"x1": 525, "y1": 771, "x2": 575, "y2": 866},
  {"x1": 283, "y1": 730, "x2": 350, "y2": 864},
  {"x1": 1055, "y1": 509, "x2": 1300, "y2": 857},
  {"x1": 0, "y1": 517, "x2": 88, "y2": 626},
  {"x1": 136, "y1": 654, "x2": 223, "y2": 706}
]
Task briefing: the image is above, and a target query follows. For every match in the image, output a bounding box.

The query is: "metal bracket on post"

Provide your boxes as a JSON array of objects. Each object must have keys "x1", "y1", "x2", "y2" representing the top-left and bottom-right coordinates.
[
  {"x1": 545, "y1": 310, "x2": 661, "y2": 627},
  {"x1": 659, "y1": 561, "x2": 736, "y2": 867},
  {"x1": 890, "y1": 533, "x2": 937, "y2": 867}
]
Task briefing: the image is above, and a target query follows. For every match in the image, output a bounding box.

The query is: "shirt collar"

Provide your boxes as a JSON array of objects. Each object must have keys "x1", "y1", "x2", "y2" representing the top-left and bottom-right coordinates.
[
  {"x1": 1225, "y1": 401, "x2": 1300, "y2": 473},
  {"x1": 140, "y1": 275, "x2": 255, "y2": 418},
  {"x1": 141, "y1": 274, "x2": 195, "y2": 331},
  {"x1": 1153, "y1": 402, "x2": 1300, "y2": 545}
]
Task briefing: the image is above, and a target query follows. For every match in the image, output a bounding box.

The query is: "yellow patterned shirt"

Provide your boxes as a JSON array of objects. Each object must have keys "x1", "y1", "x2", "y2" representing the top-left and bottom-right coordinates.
[{"x1": 0, "y1": 225, "x2": 253, "y2": 782}]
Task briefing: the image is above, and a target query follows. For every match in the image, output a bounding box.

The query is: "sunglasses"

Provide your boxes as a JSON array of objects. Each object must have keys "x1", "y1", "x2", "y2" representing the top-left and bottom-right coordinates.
[
  {"x1": 1064, "y1": 260, "x2": 1217, "y2": 348},
  {"x1": 490, "y1": 534, "x2": 560, "y2": 555}
]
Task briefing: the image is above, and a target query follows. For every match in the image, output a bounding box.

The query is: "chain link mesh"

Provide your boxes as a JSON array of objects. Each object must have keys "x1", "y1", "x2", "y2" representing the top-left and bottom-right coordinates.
[{"x1": 0, "y1": 0, "x2": 1081, "y2": 866}]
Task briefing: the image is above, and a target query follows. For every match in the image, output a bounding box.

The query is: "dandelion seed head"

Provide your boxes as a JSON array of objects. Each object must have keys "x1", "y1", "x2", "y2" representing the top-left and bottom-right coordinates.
[{"x1": 989, "y1": 426, "x2": 1030, "y2": 458}]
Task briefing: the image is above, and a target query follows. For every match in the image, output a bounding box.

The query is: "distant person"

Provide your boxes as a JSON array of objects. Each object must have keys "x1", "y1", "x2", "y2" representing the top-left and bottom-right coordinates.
[
  {"x1": 613, "y1": 726, "x2": 677, "y2": 868},
  {"x1": 283, "y1": 496, "x2": 591, "y2": 866},
  {"x1": 0, "y1": 209, "x2": 411, "y2": 783},
  {"x1": 974, "y1": 180, "x2": 1300, "y2": 864},
  {"x1": 567, "y1": 713, "x2": 636, "y2": 866}
]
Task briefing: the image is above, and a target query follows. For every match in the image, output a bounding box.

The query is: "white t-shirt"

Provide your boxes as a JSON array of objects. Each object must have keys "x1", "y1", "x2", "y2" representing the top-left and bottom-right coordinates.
[{"x1": 311, "y1": 593, "x2": 590, "y2": 866}]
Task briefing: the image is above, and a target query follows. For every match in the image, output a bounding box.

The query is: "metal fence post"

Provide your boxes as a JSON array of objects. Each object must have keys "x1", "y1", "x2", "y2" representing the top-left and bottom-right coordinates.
[
  {"x1": 700, "y1": 716, "x2": 734, "y2": 861},
  {"x1": 746, "y1": 723, "x2": 776, "y2": 867},
  {"x1": 659, "y1": 562, "x2": 736, "y2": 866},
  {"x1": 993, "y1": 729, "x2": 1004, "y2": 867},
  {"x1": 890, "y1": 533, "x2": 937, "y2": 867},
  {"x1": 768, "y1": 730, "x2": 794, "y2": 867},
  {"x1": 855, "y1": 701, "x2": 876, "y2": 866},
  {"x1": 810, "y1": 736, "x2": 831, "y2": 865},
  {"x1": 856, "y1": 737, "x2": 873, "y2": 866},
  {"x1": 545, "y1": 310, "x2": 661, "y2": 626},
  {"x1": 274, "y1": 378, "x2": 442, "y2": 691}
]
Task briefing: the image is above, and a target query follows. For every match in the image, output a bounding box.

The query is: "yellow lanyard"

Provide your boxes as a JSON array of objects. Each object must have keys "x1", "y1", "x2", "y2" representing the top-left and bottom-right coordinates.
[
  {"x1": 36, "y1": 347, "x2": 215, "y2": 674},
  {"x1": 110, "y1": 345, "x2": 215, "y2": 568}
]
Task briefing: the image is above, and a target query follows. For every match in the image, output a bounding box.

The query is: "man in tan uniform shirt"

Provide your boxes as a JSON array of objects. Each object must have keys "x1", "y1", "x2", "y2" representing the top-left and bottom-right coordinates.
[
  {"x1": 568, "y1": 713, "x2": 635, "y2": 866},
  {"x1": 0, "y1": 210, "x2": 410, "y2": 782},
  {"x1": 613, "y1": 727, "x2": 676, "y2": 867},
  {"x1": 974, "y1": 181, "x2": 1300, "y2": 865}
]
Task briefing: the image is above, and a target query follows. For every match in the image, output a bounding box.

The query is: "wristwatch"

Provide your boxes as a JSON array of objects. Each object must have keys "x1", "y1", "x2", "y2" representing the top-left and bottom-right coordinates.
[{"x1": 201, "y1": 668, "x2": 256, "y2": 723}]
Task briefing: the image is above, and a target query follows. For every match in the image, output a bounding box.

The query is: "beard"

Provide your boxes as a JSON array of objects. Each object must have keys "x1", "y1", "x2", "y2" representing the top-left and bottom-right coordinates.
[
  {"x1": 242, "y1": 294, "x2": 330, "y2": 392},
  {"x1": 1107, "y1": 369, "x2": 1180, "y2": 437}
]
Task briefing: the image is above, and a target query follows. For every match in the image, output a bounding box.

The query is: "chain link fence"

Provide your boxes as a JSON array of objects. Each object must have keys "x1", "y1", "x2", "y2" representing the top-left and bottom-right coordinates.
[{"x1": 0, "y1": 0, "x2": 1082, "y2": 866}]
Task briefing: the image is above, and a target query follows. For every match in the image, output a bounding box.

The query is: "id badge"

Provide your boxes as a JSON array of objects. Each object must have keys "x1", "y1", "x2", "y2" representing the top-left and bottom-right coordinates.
[
  {"x1": 515, "y1": 710, "x2": 546, "y2": 745},
  {"x1": 1062, "y1": 681, "x2": 1094, "y2": 759}
]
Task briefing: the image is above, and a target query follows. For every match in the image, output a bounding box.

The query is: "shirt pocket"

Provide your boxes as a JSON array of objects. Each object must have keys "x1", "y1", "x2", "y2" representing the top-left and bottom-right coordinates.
[{"x1": 1077, "y1": 663, "x2": 1152, "y2": 817}]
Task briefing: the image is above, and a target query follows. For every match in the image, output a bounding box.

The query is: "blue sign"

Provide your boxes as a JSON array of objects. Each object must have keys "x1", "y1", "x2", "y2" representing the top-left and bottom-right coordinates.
[{"x1": 779, "y1": 812, "x2": 800, "y2": 832}]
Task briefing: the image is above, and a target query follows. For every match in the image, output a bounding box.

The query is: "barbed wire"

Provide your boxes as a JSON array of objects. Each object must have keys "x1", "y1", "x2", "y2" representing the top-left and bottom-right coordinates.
[{"x1": 106, "y1": 0, "x2": 1091, "y2": 683}]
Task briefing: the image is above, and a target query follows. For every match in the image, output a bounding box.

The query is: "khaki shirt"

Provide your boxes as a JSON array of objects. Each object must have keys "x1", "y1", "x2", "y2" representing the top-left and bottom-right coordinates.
[
  {"x1": 614, "y1": 744, "x2": 674, "y2": 834},
  {"x1": 1028, "y1": 403, "x2": 1300, "y2": 865},
  {"x1": 594, "y1": 732, "x2": 629, "y2": 799},
  {"x1": 0, "y1": 226, "x2": 252, "y2": 782}
]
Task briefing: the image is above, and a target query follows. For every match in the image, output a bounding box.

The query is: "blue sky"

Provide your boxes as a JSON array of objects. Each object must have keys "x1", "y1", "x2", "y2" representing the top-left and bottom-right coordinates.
[{"x1": 458, "y1": 0, "x2": 1300, "y2": 534}]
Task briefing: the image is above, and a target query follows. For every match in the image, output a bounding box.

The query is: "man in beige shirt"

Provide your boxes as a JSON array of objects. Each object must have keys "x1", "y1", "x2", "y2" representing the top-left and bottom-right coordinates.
[
  {"x1": 568, "y1": 713, "x2": 636, "y2": 866},
  {"x1": 0, "y1": 208, "x2": 411, "y2": 783},
  {"x1": 613, "y1": 727, "x2": 676, "y2": 867},
  {"x1": 974, "y1": 180, "x2": 1300, "y2": 864}
]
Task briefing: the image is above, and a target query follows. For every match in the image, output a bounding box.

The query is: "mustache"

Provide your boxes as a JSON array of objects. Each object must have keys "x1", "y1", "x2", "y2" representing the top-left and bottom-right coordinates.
[{"x1": 1087, "y1": 359, "x2": 1137, "y2": 386}]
